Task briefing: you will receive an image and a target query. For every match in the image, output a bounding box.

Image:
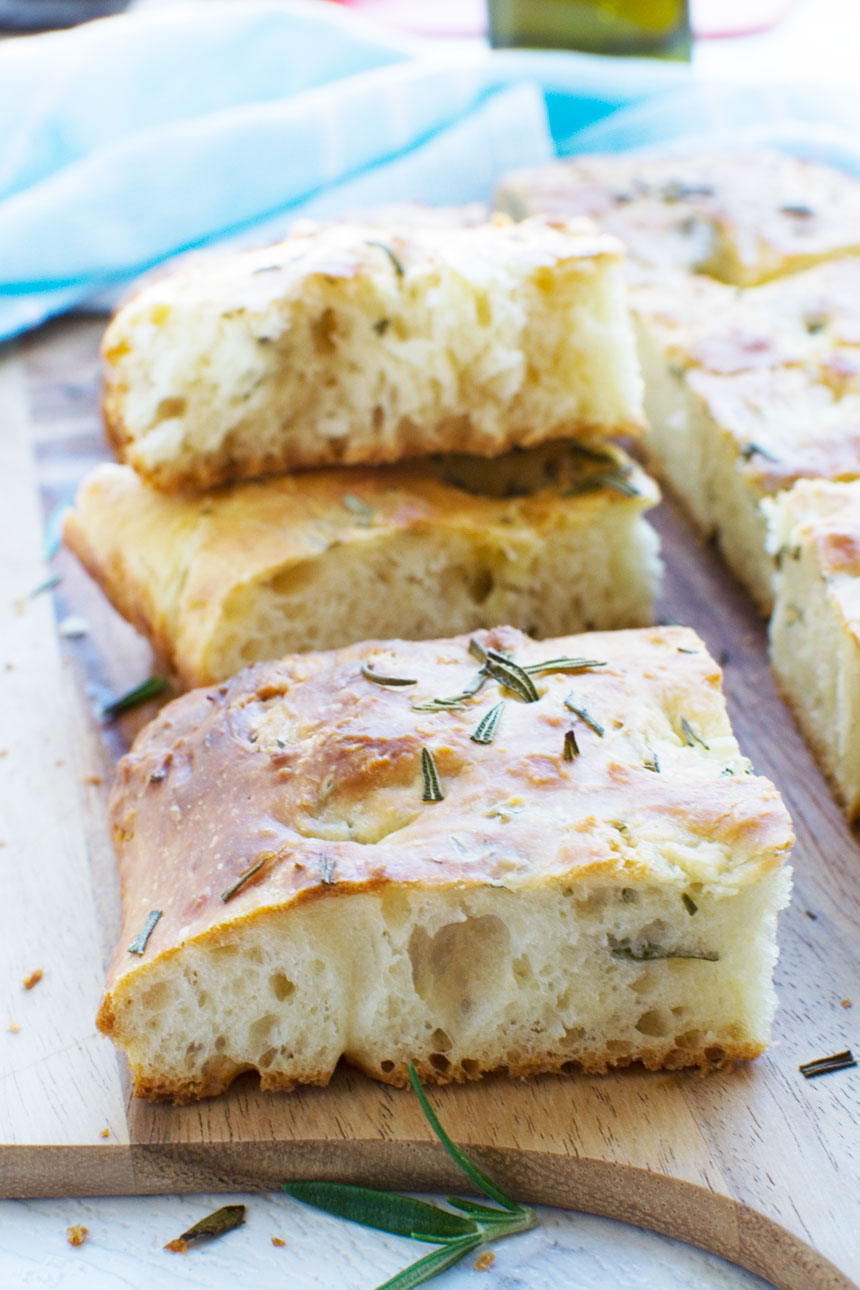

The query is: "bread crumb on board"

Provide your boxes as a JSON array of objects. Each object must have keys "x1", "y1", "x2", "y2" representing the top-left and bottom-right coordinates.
[
  {"x1": 841, "y1": 998, "x2": 853, "y2": 1009},
  {"x1": 474, "y1": 1250, "x2": 495, "y2": 1271},
  {"x1": 99, "y1": 1127, "x2": 110, "y2": 1139},
  {"x1": 8, "y1": 1020, "x2": 20, "y2": 1034},
  {"x1": 66, "y1": 1225, "x2": 89, "y2": 1247},
  {"x1": 271, "y1": 1236, "x2": 286, "y2": 1247},
  {"x1": 164, "y1": 1237, "x2": 188, "y2": 1254},
  {"x1": 22, "y1": 969, "x2": 43, "y2": 990},
  {"x1": 82, "y1": 774, "x2": 103, "y2": 786}
]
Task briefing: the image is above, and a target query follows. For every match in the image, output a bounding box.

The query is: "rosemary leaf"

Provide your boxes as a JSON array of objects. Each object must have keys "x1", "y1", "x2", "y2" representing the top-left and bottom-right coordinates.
[
  {"x1": 680, "y1": 717, "x2": 709, "y2": 750},
  {"x1": 362, "y1": 662, "x2": 418, "y2": 688},
  {"x1": 411, "y1": 697, "x2": 467, "y2": 713},
  {"x1": 421, "y1": 747, "x2": 444, "y2": 802},
  {"x1": 471, "y1": 701, "x2": 505, "y2": 745},
  {"x1": 799, "y1": 1050, "x2": 856, "y2": 1079},
  {"x1": 563, "y1": 693, "x2": 604, "y2": 737},
  {"x1": 29, "y1": 574, "x2": 62, "y2": 599},
  {"x1": 366, "y1": 240, "x2": 405, "y2": 276},
  {"x1": 563, "y1": 729, "x2": 579, "y2": 760},
  {"x1": 611, "y1": 941, "x2": 719, "y2": 962},
  {"x1": 221, "y1": 858, "x2": 265, "y2": 903},
  {"x1": 343, "y1": 494, "x2": 375, "y2": 526},
  {"x1": 281, "y1": 1183, "x2": 477, "y2": 1243},
  {"x1": 682, "y1": 893, "x2": 698, "y2": 917},
  {"x1": 468, "y1": 638, "x2": 488, "y2": 664},
  {"x1": 406, "y1": 1064, "x2": 522, "y2": 1212},
  {"x1": 102, "y1": 676, "x2": 168, "y2": 719},
  {"x1": 320, "y1": 856, "x2": 336, "y2": 885},
  {"x1": 128, "y1": 910, "x2": 161, "y2": 955},
  {"x1": 43, "y1": 501, "x2": 72, "y2": 562},
  {"x1": 525, "y1": 657, "x2": 606, "y2": 676},
  {"x1": 483, "y1": 650, "x2": 539, "y2": 703},
  {"x1": 446, "y1": 1197, "x2": 518, "y2": 1221},
  {"x1": 564, "y1": 470, "x2": 640, "y2": 499},
  {"x1": 177, "y1": 1204, "x2": 246, "y2": 1243},
  {"x1": 643, "y1": 751, "x2": 660, "y2": 773},
  {"x1": 739, "y1": 442, "x2": 779, "y2": 463},
  {"x1": 374, "y1": 318, "x2": 391, "y2": 335},
  {"x1": 374, "y1": 1236, "x2": 480, "y2": 1290}
]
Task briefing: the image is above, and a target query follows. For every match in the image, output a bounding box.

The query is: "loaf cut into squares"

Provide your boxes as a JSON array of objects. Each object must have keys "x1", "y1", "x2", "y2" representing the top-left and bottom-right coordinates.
[
  {"x1": 767, "y1": 479, "x2": 860, "y2": 820},
  {"x1": 102, "y1": 216, "x2": 644, "y2": 492},
  {"x1": 633, "y1": 258, "x2": 860, "y2": 610},
  {"x1": 496, "y1": 150, "x2": 860, "y2": 285},
  {"x1": 98, "y1": 625, "x2": 793, "y2": 1102},
  {"x1": 64, "y1": 442, "x2": 661, "y2": 688}
]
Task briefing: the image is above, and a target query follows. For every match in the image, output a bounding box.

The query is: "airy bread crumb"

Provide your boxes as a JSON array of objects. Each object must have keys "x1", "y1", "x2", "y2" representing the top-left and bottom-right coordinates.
[
  {"x1": 65, "y1": 442, "x2": 661, "y2": 688},
  {"x1": 102, "y1": 217, "x2": 644, "y2": 491}
]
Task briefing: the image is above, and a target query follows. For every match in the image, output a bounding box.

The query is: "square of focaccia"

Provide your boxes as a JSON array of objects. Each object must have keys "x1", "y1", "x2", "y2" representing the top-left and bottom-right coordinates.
[
  {"x1": 64, "y1": 441, "x2": 661, "y2": 689},
  {"x1": 97, "y1": 625, "x2": 793, "y2": 1102},
  {"x1": 496, "y1": 150, "x2": 860, "y2": 286},
  {"x1": 767, "y1": 479, "x2": 860, "y2": 820},
  {"x1": 101, "y1": 216, "x2": 644, "y2": 493},
  {"x1": 632, "y1": 257, "x2": 860, "y2": 611}
]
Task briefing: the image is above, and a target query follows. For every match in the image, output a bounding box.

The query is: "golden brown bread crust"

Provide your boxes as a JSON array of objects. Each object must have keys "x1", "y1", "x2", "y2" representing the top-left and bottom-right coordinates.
[
  {"x1": 497, "y1": 150, "x2": 860, "y2": 285},
  {"x1": 105, "y1": 625, "x2": 791, "y2": 973},
  {"x1": 126, "y1": 1042, "x2": 753, "y2": 1104},
  {"x1": 63, "y1": 443, "x2": 660, "y2": 688}
]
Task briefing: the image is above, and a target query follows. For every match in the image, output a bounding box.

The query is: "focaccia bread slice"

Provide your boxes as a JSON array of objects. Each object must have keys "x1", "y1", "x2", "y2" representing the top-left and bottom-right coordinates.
[
  {"x1": 101, "y1": 216, "x2": 645, "y2": 492},
  {"x1": 98, "y1": 625, "x2": 793, "y2": 1102},
  {"x1": 632, "y1": 257, "x2": 860, "y2": 611},
  {"x1": 63, "y1": 441, "x2": 661, "y2": 689},
  {"x1": 767, "y1": 479, "x2": 860, "y2": 820},
  {"x1": 496, "y1": 150, "x2": 860, "y2": 285}
]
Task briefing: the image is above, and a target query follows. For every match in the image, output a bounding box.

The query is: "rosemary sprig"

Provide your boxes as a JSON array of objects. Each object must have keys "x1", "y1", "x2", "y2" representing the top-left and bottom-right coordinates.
[
  {"x1": 128, "y1": 910, "x2": 161, "y2": 955},
  {"x1": 482, "y1": 650, "x2": 539, "y2": 703},
  {"x1": 471, "y1": 701, "x2": 505, "y2": 745},
  {"x1": 563, "y1": 729, "x2": 579, "y2": 760},
  {"x1": 283, "y1": 1063, "x2": 535, "y2": 1290},
  {"x1": 564, "y1": 693, "x2": 604, "y2": 737},
  {"x1": 799, "y1": 1050, "x2": 856, "y2": 1079},
  {"x1": 221, "y1": 858, "x2": 265, "y2": 903},
  {"x1": 421, "y1": 748, "x2": 444, "y2": 802},
  {"x1": 525, "y1": 657, "x2": 605, "y2": 676},
  {"x1": 102, "y1": 676, "x2": 168, "y2": 719},
  {"x1": 680, "y1": 717, "x2": 709, "y2": 750},
  {"x1": 366, "y1": 240, "x2": 405, "y2": 277},
  {"x1": 362, "y1": 662, "x2": 418, "y2": 687}
]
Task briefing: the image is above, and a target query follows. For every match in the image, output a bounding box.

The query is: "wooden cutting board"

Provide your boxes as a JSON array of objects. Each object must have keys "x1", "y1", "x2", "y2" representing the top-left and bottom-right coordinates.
[{"x1": 1, "y1": 317, "x2": 858, "y2": 1290}]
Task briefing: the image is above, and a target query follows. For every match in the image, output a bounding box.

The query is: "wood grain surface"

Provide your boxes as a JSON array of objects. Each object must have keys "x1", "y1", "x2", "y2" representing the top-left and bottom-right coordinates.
[{"x1": 1, "y1": 317, "x2": 858, "y2": 1290}]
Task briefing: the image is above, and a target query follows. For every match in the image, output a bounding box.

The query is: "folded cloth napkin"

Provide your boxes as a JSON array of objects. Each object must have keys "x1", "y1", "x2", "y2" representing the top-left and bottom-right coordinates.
[
  {"x1": 4, "y1": 0, "x2": 860, "y2": 341},
  {"x1": 0, "y1": 0, "x2": 688, "y2": 339}
]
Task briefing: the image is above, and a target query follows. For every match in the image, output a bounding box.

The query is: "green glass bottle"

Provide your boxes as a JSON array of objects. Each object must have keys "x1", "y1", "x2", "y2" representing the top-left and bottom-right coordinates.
[{"x1": 488, "y1": 0, "x2": 691, "y2": 61}]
